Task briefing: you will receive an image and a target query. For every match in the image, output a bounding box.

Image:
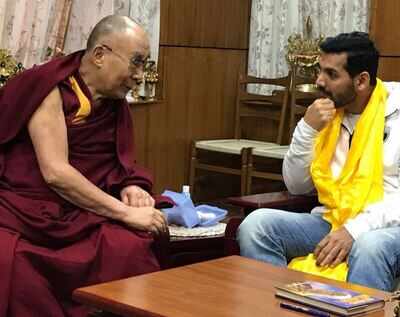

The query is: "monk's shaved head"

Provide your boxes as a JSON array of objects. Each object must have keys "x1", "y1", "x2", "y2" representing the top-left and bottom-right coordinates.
[
  {"x1": 86, "y1": 15, "x2": 144, "y2": 50},
  {"x1": 81, "y1": 14, "x2": 150, "y2": 100}
]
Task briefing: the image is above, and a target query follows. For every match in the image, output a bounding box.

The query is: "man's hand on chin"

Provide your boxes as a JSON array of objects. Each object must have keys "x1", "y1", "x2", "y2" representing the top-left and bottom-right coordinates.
[
  {"x1": 314, "y1": 227, "x2": 354, "y2": 268},
  {"x1": 120, "y1": 185, "x2": 155, "y2": 208}
]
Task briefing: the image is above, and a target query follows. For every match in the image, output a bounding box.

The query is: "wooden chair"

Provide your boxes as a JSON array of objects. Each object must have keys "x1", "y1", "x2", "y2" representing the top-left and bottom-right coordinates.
[
  {"x1": 245, "y1": 72, "x2": 320, "y2": 194},
  {"x1": 189, "y1": 73, "x2": 292, "y2": 198},
  {"x1": 223, "y1": 191, "x2": 319, "y2": 256}
]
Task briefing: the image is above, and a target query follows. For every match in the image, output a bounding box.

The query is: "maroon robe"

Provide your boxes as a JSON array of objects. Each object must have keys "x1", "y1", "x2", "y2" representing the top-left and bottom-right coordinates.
[{"x1": 0, "y1": 52, "x2": 172, "y2": 317}]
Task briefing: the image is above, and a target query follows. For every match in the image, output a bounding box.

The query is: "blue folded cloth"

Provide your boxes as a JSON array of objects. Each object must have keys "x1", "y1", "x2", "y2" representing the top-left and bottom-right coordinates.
[{"x1": 161, "y1": 190, "x2": 227, "y2": 228}]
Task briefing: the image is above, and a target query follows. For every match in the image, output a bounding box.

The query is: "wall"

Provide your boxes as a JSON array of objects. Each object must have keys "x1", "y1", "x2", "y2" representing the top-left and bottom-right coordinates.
[
  {"x1": 131, "y1": 0, "x2": 250, "y2": 193},
  {"x1": 370, "y1": 0, "x2": 400, "y2": 80}
]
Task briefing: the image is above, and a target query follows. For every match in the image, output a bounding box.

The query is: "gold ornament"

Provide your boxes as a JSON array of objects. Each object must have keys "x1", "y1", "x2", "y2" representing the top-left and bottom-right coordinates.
[
  {"x1": 286, "y1": 16, "x2": 323, "y2": 80},
  {"x1": 0, "y1": 49, "x2": 24, "y2": 87},
  {"x1": 130, "y1": 59, "x2": 159, "y2": 102}
]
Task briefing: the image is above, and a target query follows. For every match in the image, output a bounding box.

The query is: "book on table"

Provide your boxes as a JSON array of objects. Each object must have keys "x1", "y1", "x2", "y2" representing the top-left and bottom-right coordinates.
[{"x1": 275, "y1": 281, "x2": 385, "y2": 316}]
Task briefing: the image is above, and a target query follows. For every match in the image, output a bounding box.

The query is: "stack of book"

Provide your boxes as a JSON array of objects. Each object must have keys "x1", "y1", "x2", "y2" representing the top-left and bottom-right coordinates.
[{"x1": 275, "y1": 281, "x2": 385, "y2": 316}]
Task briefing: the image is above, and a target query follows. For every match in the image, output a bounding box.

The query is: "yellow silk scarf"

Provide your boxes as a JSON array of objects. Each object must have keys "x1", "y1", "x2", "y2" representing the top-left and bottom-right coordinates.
[
  {"x1": 69, "y1": 76, "x2": 91, "y2": 123},
  {"x1": 288, "y1": 79, "x2": 387, "y2": 281}
]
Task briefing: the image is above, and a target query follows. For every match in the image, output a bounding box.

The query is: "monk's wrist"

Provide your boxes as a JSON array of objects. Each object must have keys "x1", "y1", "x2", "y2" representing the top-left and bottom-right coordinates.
[{"x1": 114, "y1": 203, "x2": 131, "y2": 222}]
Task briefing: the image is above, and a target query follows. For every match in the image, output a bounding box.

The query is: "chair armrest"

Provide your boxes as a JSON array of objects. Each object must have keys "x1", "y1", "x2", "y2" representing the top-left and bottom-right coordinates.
[
  {"x1": 225, "y1": 191, "x2": 319, "y2": 215},
  {"x1": 224, "y1": 217, "x2": 244, "y2": 256},
  {"x1": 152, "y1": 230, "x2": 171, "y2": 270},
  {"x1": 223, "y1": 191, "x2": 319, "y2": 256}
]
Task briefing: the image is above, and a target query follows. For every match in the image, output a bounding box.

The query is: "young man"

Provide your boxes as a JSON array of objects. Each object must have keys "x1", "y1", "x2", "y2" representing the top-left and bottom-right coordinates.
[
  {"x1": 0, "y1": 15, "x2": 171, "y2": 316},
  {"x1": 238, "y1": 32, "x2": 400, "y2": 291}
]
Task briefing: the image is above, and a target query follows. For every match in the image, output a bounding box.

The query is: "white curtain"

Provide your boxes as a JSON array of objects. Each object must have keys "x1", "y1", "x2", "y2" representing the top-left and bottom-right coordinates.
[
  {"x1": 0, "y1": 0, "x2": 160, "y2": 67},
  {"x1": 129, "y1": 0, "x2": 160, "y2": 66},
  {"x1": 298, "y1": 1, "x2": 370, "y2": 37},
  {"x1": 248, "y1": 0, "x2": 300, "y2": 84},
  {"x1": 63, "y1": 1, "x2": 114, "y2": 54},
  {"x1": 0, "y1": 0, "x2": 72, "y2": 67},
  {"x1": 248, "y1": 0, "x2": 370, "y2": 93},
  {"x1": 64, "y1": 0, "x2": 160, "y2": 64}
]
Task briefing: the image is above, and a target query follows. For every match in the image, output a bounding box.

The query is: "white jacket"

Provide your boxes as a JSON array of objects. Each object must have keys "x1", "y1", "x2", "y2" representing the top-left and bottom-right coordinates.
[{"x1": 283, "y1": 82, "x2": 400, "y2": 240}]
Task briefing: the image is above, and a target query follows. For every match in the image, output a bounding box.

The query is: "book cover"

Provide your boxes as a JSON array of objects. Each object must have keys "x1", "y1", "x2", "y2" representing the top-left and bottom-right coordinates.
[{"x1": 275, "y1": 281, "x2": 385, "y2": 315}]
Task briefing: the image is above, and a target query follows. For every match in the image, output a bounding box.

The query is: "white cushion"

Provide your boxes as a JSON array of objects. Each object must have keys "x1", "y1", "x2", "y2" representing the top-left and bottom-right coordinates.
[
  {"x1": 252, "y1": 145, "x2": 289, "y2": 159},
  {"x1": 195, "y1": 139, "x2": 277, "y2": 154}
]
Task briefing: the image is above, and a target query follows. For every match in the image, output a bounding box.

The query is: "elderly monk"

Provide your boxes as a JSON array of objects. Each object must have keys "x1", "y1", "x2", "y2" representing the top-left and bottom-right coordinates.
[{"x1": 0, "y1": 15, "x2": 172, "y2": 317}]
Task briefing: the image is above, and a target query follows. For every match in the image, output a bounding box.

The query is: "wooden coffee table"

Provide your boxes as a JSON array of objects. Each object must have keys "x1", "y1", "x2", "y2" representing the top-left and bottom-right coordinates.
[{"x1": 73, "y1": 256, "x2": 393, "y2": 317}]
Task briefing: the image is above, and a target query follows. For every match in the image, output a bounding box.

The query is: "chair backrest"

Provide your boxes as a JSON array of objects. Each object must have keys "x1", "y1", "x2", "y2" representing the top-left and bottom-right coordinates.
[
  {"x1": 288, "y1": 71, "x2": 321, "y2": 137},
  {"x1": 234, "y1": 73, "x2": 291, "y2": 145}
]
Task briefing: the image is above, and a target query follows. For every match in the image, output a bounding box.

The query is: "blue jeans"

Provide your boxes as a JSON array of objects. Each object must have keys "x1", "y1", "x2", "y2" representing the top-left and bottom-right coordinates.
[{"x1": 237, "y1": 208, "x2": 400, "y2": 291}]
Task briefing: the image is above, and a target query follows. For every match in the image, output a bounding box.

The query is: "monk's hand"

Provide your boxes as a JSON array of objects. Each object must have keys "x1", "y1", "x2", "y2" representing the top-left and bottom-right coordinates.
[
  {"x1": 304, "y1": 98, "x2": 336, "y2": 131},
  {"x1": 314, "y1": 227, "x2": 354, "y2": 268},
  {"x1": 121, "y1": 185, "x2": 155, "y2": 208},
  {"x1": 123, "y1": 207, "x2": 168, "y2": 236}
]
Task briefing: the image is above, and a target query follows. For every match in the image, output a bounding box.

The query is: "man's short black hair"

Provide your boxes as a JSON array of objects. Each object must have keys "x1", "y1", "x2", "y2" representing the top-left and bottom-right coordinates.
[{"x1": 319, "y1": 32, "x2": 379, "y2": 86}]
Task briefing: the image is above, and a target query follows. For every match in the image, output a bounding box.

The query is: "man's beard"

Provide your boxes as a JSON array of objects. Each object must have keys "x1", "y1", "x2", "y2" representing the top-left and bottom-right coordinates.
[{"x1": 318, "y1": 85, "x2": 357, "y2": 108}]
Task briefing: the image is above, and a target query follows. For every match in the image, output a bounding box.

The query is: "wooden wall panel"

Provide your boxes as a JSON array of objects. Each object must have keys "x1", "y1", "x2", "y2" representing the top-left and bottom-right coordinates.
[
  {"x1": 369, "y1": 0, "x2": 400, "y2": 56},
  {"x1": 132, "y1": 47, "x2": 247, "y2": 193},
  {"x1": 370, "y1": 0, "x2": 400, "y2": 80},
  {"x1": 378, "y1": 57, "x2": 400, "y2": 81},
  {"x1": 129, "y1": 103, "x2": 148, "y2": 165},
  {"x1": 160, "y1": 0, "x2": 250, "y2": 49},
  {"x1": 131, "y1": 0, "x2": 250, "y2": 194}
]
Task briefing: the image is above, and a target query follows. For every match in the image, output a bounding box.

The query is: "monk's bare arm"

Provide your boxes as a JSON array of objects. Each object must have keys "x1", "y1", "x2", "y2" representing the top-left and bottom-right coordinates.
[
  {"x1": 27, "y1": 88, "x2": 130, "y2": 219},
  {"x1": 27, "y1": 88, "x2": 167, "y2": 234}
]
